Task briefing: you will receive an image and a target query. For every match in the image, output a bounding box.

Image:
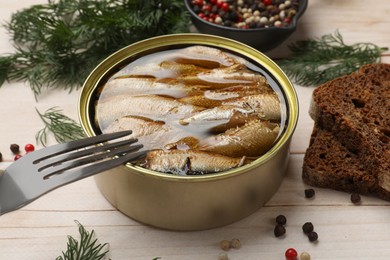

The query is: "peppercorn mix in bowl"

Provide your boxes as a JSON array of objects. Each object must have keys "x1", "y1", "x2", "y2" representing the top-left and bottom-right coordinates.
[
  {"x1": 79, "y1": 33, "x2": 298, "y2": 230},
  {"x1": 184, "y1": 0, "x2": 308, "y2": 52}
]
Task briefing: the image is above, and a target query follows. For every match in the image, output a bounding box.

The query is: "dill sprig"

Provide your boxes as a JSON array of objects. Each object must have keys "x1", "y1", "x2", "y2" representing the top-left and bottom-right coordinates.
[
  {"x1": 36, "y1": 107, "x2": 86, "y2": 146},
  {"x1": 278, "y1": 31, "x2": 389, "y2": 86},
  {"x1": 0, "y1": 0, "x2": 189, "y2": 98},
  {"x1": 56, "y1": 221, "x2": 111, "y2": 260}
]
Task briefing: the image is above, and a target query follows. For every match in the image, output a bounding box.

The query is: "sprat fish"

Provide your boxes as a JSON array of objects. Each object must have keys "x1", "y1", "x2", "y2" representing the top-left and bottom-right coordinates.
[
  {"x1": 101, "y1": 77, "x2": 205, "y2": 99},
  {"x1": 169, "y1": 45, "x2": 239, "y2": 68},
  {"x1": 142, "y1": 149, "x2": 246, "y2": 175},
  {"x1": 199, "y1": 120, "x2": 280, "y2": 157},
  {"x1": 96, "y1": 94, "x2": 204, "y2": 129},
  {"x1": 179, "y1": 105, "x2": 253, "y2": 125},
  {"x1": 178, "y1": 85, "x2": 274, "y2": 108},
  {"x1": 103, "y1": 115, "x2": 189, "y2": 151},
  {"x1": 177, "y1": 67, "x2": 268, "y2": 87},
  {"x1": 222, "y1": 93, "x2": 281, "y2": 121}
]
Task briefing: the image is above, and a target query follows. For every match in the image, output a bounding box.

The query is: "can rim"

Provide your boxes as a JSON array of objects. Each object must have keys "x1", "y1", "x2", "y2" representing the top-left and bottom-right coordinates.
[{"x1": 78, "y1": 33, "x2": 299, "y2": 182}]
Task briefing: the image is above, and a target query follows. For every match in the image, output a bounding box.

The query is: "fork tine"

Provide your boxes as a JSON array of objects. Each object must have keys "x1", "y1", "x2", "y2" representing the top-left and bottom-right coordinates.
[
  {"x1": 42, "y1": 143, "x2": 144, "y2": 179},
  {"x1": 30, "y1": 130, "x2": 133, "y2": 162},
  {"x1": 44, "y1": 150, "x2": 148, "y2": 189},
  {"x1": 36, "y1": 137, "x2": 138, "y2": 172}
]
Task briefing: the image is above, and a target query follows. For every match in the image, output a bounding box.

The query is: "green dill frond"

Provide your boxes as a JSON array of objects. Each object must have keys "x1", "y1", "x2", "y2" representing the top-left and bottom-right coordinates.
[
  {"x1": 36, "y1": 107, "x2": 86, "y2": 146},
  {"x1": 0, "y1": 0, "x2": 190, "y2": 98},
  {"x1": 278, "y1": 30, "x2": 388, "y2": 86},
  {"x1": 56, "y1": 221, "x2": 111, "y2": 260}
]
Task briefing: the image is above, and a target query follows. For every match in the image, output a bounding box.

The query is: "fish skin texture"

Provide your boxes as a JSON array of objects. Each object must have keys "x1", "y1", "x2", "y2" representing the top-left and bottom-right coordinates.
[
  {"x1": 199, "y1": 120, "x2": 280, "y2": 157},
  {"x1": 222, "y1": 93, "x2": 281, "y2": 121},
  {"x1": 143, "y1": 149, "x2": 245, "y2": 175},
  {"x1": 103, "y1": 116, "x2": 189, "y2": 151},
  {"x1": 96, "y1": 94, "x2": 204, "y2": 129}
]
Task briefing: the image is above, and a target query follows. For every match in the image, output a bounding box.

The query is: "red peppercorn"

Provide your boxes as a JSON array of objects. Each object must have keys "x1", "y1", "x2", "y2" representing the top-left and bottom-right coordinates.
[
  {"x1": 24, "y1": 143, "x2": 35, "y2": 153},
  {"x1": 263, "y1": 0, "x2": 273, "y2": 5},
  {"x1": 209, "y1": 0, "x2": 217, "y2": 5},
  {"x1": 221, "y1": 2, "x2": 230, "y2": 12},
  {"x1": 198, "y1": 12, "x2": 206, "y2": 19},
  {"x1": 193, "y1": 0, "x2": 203, "y2": 6},
  {"x1": 285, "y1": 248, "x2": 298, "y2": 260},
  {"x1": 14, "y1": 154, "x2": 22, "y2": 161},
  {"x1": 202, "y1": 4, "x2": 212, "y2": 12}
]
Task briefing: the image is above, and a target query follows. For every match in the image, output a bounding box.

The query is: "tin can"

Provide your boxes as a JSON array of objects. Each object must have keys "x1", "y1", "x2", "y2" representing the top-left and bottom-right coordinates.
[{"x1": 78, "y1": 33, "x2": 298, "y2": 231}]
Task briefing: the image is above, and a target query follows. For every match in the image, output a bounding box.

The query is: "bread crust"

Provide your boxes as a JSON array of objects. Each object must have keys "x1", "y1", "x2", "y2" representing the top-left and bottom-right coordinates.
[
  {"x1": 302, "y1": 125, "x2": 390, "y2": 201},
  {"x1": 308, "y1": 63, "x2": 390, "y2": 193}
]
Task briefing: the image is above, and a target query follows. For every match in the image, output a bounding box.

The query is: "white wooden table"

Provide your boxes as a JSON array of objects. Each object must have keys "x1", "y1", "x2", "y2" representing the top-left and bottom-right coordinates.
[{"x1": 0, "y1": 1, "x2": 389, "y2": 259}]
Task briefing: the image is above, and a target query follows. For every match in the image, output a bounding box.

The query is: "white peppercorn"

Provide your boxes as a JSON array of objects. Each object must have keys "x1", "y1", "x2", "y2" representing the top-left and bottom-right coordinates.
[
  {"x1": 218, "y1": 252, "x2": 229, "y2": 260},
  {"x1": 274, "y1": 20, "x2": 282, "y2": 27},
  {"x1": 259, "y1": 16, "x2": 268, "y2": 24},
  {"x1": 300, "y1": 251, "x2": 311, "y2": 260}
]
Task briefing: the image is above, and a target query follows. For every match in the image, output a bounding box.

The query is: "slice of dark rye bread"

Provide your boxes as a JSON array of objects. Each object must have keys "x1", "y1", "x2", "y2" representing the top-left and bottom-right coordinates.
[
  {"x1": 303, "y1": 63, "x2": 390, "y2": 198},
  {"x1": 303, "y1": 126, "x2": 390, "y2": 201}
]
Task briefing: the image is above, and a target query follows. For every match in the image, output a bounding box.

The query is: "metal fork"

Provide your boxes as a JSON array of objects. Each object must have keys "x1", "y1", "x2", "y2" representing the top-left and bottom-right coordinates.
[{"x1": 0, "y1": 130, "x2": 146, "y2": 216}]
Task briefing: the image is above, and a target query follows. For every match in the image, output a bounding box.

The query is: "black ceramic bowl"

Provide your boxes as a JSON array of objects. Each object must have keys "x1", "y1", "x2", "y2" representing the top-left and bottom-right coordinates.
[{"x1": 184, "y1": 0, "x2": 308, "y2": 52}]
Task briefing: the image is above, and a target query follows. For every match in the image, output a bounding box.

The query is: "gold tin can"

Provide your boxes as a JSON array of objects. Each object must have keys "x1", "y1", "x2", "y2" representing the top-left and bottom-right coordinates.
[{"x1": 79, "y1": 33, "x2": 298, "y2": 231}]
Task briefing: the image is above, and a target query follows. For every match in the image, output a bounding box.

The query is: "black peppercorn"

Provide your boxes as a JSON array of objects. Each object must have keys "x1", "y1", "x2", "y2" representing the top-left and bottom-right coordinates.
[
  {"x1": 229, "y1": 11, "x2": 239, "y2": 22},
  {"x1": 302, "y1": 222, "x2": 314, "y2": 234},
  {"x1": 308, "y1": 231, "x2": 318, "y2": 242},
  {"x1": 248, "y1": 22, "x2": 257, "y2": 28},
  {"x1": 250, "y1": 4, "x2": 258, "y2": 11},
  {"x1": 223, "y1": 20, "x2": 233, "y2": 27},
  {"x1": 276, "y1": 214, "x2": 287, "y2": 225},
  {"x1": 351, "y1": 193, "x2": 361, "y2": 204},
  {"x1": 193, "y1": 5, "x2": 202, "y2": 14},
  {"x1": 304, "y1": 188, "x2": 315, "y2": 198},
  {"x1": 257, "y1": 3, "x2": 266, "y2": 11},
  {"x1": 10, "y1": 144, "x2": 20, "y2": 154},
  {"x1": 274, "y1": 224, "x2": 286, "y2": 237},
  {"x1": 211, "y1": 5, "x2": 219, "y2": 14}
]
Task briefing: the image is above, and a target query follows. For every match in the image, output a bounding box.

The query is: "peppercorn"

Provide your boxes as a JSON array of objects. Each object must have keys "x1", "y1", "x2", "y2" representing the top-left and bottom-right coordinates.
[
  {"x1": 218, "y1": 252, "x2": 229, "y2": 260},
  {"x1": 193, "y1": 4, "x2": 202, "y2": 13},
  {"x1": 0, "y1": 152, "x2": 2, "y2": 162},
  {"x1": 276, "y1": 214, "x2": 287, "y2": 225},
  {"x1": 25, "y1": 143, "x2": 35, "y2": 153},
  {"x1": 190, "y1": 0, "x2": 299, "y2": 29},
  {"x1": 285, "y1": 248, "x2": 298, "y2": 260},
  {"x1": 351, "y1": 193, "x2": 361, "y2": 204},
  {"x1": 304, "y1": 188, "x2": 315, "y2": 198},
  {"x1": 274, "y1": 224, "x2": 286, "y2": 237},
  {"x1": 10, "y1": 144, "x2": 20, "y2": 154},
  {"x1": 220, "y1": 240, "x2": 231, "y2": 251},
  {"x1": 302, "y1": 222, "x2": 314, "y2": 234},
  {"x1": 14, "y1": 154, "x2": 22, "y2": 161},
  {"x1": 308, "y1": 231, "x2": 318, "y2": 242},
  {"x1": 263, "y1": 0, "x2": 273, "y2": 6},
  {"x1": 300, "y1": 251, "x2": 311, "y2": 260},
  {"x1": 230, "y1": 238, "x2": 241, "y2": 249}
]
